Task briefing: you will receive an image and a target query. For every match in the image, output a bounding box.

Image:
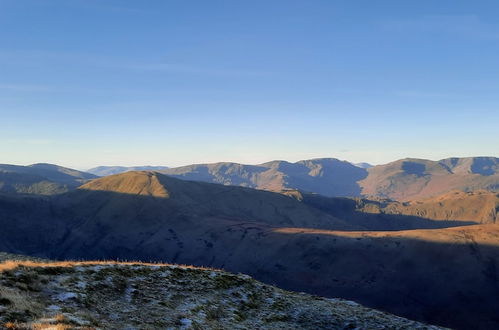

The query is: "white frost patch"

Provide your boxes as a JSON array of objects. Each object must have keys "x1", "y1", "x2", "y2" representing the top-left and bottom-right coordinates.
[
  {"x1": 179, "y1": 318, "x2": 192, "y2": 328},
  {"x1": 265, "y1": 297, "x2": 275, "y2": 304},
  {"x1": 55, "y1": 292, "x2": 78, "y2": 301},
  {"x1": 90, "y1": 265, "x2": 106, "y2": 271},
  {"x1": 125, "y1": 287, "x2": 136, "y2": 303},
  {"x1": 237, "y1": 274, "x2": 251, "y2": 280},
  {"x1": 159, "y1": 270, "x2": 171, "y2": 277},
  {"x1": 176, "y1": 301, "x2": 199, "y2": 313},
  {"x1": 65, "y1": 314, "x2": 90, "y2": 326},
  {"x1": 209, "y1": 271, "x2": 218, "y2": 278},
  {"x1": 47, "y1": 305, "x2": 61, "y2": 311}
]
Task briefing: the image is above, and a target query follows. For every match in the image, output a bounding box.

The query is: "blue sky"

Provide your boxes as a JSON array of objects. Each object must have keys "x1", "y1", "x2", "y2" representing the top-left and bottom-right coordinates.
[{"x1": 0, "y1": 0, "x2": 498, "y2": 169}]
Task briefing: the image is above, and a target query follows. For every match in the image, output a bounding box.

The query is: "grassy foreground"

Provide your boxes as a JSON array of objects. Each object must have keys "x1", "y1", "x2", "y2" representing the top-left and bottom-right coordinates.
[{"x1": 0, "y1": 257, "x2": 445, "y2": 329}]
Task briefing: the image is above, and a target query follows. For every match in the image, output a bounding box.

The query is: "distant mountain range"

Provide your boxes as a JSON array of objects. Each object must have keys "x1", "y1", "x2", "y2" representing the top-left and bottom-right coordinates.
[
  {"x1": 359, "y1": 157, "x2": 499, "y2": 200},
  {"x1": 160, "y1": 156, "x2": 498, "y2": 200},
  {"x1": 353, "y1": 162, "x2": 373, "y2": 168},
  {"x1": 0, "y1": 170, "x2": 497, "y2": 329},
  {"x1": 2, "y1": 157, "x2": 498, "y2": 201},
  {"x1": 161, "y1": 158, "x2": 368, "y2": 197},
  {"x1": 0, "y1": 163, "x2": 97, "y2": 195},
  {"x1": 87, "y1": 165, "x2": 169, "y2": 176},
  {"x1": 1, "y1": 156, "x2": 498, "y2": 202}
]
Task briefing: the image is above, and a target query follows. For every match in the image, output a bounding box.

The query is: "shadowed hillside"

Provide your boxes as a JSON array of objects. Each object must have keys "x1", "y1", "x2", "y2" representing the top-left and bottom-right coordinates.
[
  {"x1": 0, "y1": 163, "x2": 97, "y2": 195},
  {"x1": 162, "y1": 158, "x2": 368, "y2": 197},
  {"x1": 73, "y1": 171, "x2": 355, "y2": 230},
  {"x1": 0, "y1": 171, "x2": 498, "y2": 329},
  {"x1": 293, "y1": 190, "x2": 498, "y2": 230}
]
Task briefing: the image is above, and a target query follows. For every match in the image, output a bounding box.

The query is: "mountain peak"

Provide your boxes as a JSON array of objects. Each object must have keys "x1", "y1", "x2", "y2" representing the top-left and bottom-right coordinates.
[{"x1": 79, "y1": 171, "x2": 170, "y2": 198}]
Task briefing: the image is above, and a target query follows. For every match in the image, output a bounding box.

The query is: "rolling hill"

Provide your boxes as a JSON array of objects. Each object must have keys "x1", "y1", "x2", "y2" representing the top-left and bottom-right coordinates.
[{"x1": 0, "y1": 163, "x2": 97, "y2": 195}]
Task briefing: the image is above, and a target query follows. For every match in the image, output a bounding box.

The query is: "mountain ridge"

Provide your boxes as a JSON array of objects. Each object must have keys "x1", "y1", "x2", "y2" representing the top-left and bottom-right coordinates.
[
  {"x1": 159, "y1": 156, "x2": 499, "y2": 200},
  {"x1": 2, "y1": 156, "x2": 498, "y2": 200},
  {"x1": 161, "y1": 158, "x2": 368, "y2": 197},
  {"x1": 0, "y1": 163, "x2": 97, "y2": 195},
  {"x1": 360, "y1": 156, "x2": 499, "y2": 200}
]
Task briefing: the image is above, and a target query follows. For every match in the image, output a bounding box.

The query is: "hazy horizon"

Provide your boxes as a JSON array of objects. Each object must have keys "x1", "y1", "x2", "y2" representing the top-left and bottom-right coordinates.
[
  {"x1": 3, "y1": 154, "x2": 498, "y2": 172},
  {"x1": 1, "y1": 1, "x2": 498, "y2": 168}
]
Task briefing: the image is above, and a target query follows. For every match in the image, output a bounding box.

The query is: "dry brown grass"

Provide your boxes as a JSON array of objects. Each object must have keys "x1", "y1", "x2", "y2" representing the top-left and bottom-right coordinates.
[
  {"x1": 0, "y1": 286, "x2": 40, "y2": 312},
  {"x1": 3, "y1": 322, "x2": 21, "y2": 329},
  {"x1": 0, "y1": 260, "x2": 218, "y2": 273},
  {"x1": 273, "y1": 223, "x2": 499, "y2": 245},
  {"x1": 79, "y1": 171, "x2": 170, "y2": 198},
  {"x1": 4, "y1": 321, "x2": 93, "y2": 330},
  {"x1": 53, "y1": 314, "x2": 66, "y2": 323},
  {"x1": 31, "y1": 323, "x2": 72, "y2": 330}
]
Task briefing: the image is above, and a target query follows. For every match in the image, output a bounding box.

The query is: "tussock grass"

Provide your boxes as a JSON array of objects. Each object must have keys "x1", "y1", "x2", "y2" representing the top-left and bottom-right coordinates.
[
  {"x1": 0, "y1": 257, "x2": 445, "y2": 329},
  {"x1": 0, "y1": 259, "x2": 220, "y2": 328},
  {"x1": 0, "y1": 286, "x2": 38, "y2": 311}
]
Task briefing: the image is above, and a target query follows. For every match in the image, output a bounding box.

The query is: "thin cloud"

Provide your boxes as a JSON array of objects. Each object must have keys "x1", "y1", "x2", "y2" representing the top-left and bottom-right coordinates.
[
  {"x1": 395, "y1": 90, "x2": 456, "y2": 98},
  {"x1": 21, "y1": 0, "x2": 154, "y2": 15},
  {"x1": 382, "y1": 15, "x2": 499, "y2": 40},
  {"x1": 128, "y1": 63, "x2": 272, "y2": 77},
  {"x1": 0, "y1": 49, "x2": 271, "y2": 78},
  {"x1": 0, "y1": 84, "x2": 53, "y2": 92}
]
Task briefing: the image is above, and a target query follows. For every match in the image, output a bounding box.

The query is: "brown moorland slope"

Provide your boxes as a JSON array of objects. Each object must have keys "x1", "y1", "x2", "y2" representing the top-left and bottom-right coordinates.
[
  {"x1": 74, "y1": 171, "x2": 355, "y2": 230},
  {"x1": 296, "y1": 190, "x2": 498, "y2": 229},
  {"x1": 359, "y1": 157, "x2": 499, "y2": 200},
  {"x1": 160, "y1": 157, "x2": 499, "y2": 200},
  {"x1": 378, "y1": 190, "x2": 498, "y2": 223}
]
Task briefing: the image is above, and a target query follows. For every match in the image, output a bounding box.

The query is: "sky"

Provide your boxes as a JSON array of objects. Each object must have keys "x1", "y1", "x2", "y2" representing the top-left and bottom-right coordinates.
[{"x1": 0, "y1": 0, "x2": 498, "y2": 170}]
